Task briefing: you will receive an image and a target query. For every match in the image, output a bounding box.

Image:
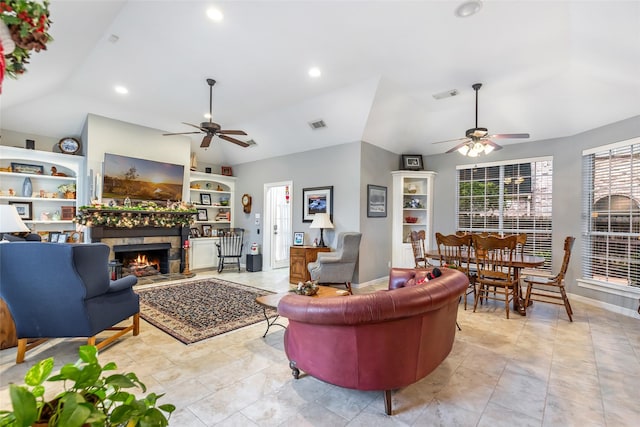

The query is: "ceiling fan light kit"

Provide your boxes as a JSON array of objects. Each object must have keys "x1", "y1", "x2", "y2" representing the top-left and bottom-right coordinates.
[{"x1": 433, "y1": 82, "x2": 529, "y2": 157}]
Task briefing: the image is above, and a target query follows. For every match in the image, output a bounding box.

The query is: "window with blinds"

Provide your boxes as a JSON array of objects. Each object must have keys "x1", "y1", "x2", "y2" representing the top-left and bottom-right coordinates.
[
  {"x1": 456, "y1": 158, "x2": 553, "y2": 270},
  {"x1": 582, "y1": 139, "x2": 640, "y2": 288}
]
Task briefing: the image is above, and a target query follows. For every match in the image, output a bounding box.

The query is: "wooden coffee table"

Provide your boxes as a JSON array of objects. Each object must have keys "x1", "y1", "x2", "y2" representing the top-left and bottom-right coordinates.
[{"x1": 255, "y1": 285, "x2": 348, "y2": 337}]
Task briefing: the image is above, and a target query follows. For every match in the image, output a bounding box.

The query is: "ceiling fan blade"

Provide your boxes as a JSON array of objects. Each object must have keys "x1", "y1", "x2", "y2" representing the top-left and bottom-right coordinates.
[
  {"x1": 218, "y1": 129, "x2": 248, "y2": 136},
  {"x1": 182, "y1": 122, "x2": 207, "y2": 132},
  {"x1": 219, "y1": 134, "x2": 250, "y2": 147},
  {"x1": 200, "y1": 134, "x2": 213, "y2": 148},
  {"x1": 489, "y1": 133, "x2": 530, "y2": 139},
  {"x1": 432, "y1": 137, "x2": 469, "y2": 145},
  {"x1": 484, "y1": 139, "x2": 503, "y2": 151},
  {"x1": 162, "y1": 131, "x2": 202, "y2": 136},
  {"x1": 446, "y1": 141, "x2": 471, "y2": 154}
]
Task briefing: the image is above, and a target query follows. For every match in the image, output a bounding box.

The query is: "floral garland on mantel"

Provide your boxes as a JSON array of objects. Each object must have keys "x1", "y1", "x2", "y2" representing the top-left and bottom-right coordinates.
[{"x1": 75, "y1": 203, "x2": 197, "y2": 229}]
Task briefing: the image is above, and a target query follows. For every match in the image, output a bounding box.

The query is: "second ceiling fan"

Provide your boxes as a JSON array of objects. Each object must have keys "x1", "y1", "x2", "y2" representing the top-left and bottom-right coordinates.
[
  {"x1": 433, "y1": 83, "x2": 529, "y2": 156},
  {"x1": 163, "y1": 78, "x2": 249, "y2": 148}
]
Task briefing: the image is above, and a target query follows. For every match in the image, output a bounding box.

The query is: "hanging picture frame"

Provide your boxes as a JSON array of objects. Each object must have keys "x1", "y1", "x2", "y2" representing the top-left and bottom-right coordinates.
[
  {"x1": 367, "y1": 184, "x2": 387, "y2": 217},
  {"x1": 302, "y1": 186, "x2": 333, "y2": 222}
]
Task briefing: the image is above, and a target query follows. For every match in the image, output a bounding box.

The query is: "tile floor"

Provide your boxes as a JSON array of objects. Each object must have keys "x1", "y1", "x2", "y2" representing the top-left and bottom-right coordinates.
[{"x1": 1, "y1": 268, "x2": 639, "y2": 426}]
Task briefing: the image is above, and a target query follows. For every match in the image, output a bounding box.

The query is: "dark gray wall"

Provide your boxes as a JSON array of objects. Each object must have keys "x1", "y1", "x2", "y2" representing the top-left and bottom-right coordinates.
[{"x1": 426, "y1": 115, "x2": 640, "y2": 312}]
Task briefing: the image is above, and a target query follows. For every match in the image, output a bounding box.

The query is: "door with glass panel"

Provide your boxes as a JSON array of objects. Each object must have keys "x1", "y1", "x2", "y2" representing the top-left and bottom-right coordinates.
[{"x1": 264, "y1": 181, "x2": 292, "y2": 269}]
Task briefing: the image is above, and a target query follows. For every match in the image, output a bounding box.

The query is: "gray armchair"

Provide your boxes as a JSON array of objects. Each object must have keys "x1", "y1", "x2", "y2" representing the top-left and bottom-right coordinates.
[
  {"x1": 0, "y1": 242, "x2": 140, "y2": 363},
  {"x1": 307, "y1": 232, "x2": 362, "y2": 294}
]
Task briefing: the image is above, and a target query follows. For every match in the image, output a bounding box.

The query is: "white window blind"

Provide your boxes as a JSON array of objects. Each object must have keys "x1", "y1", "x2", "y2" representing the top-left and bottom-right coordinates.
[
  {"x1": 582, "y1": 139, "x2": 640, "y2": 288},
  {"x1": 456, "y1": 158, "x2": 553, "y2": 271}
]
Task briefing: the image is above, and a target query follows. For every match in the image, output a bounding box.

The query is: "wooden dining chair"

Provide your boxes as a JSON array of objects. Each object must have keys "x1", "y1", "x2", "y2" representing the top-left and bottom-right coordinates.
[
  {"x1": 410, "y1": 230, "x2": 428, "y2": 268},
  {"x1": 523, "y1": 236, "x2": 575, "y2": 321},
  {"x1": 435, "y1": 232, "x2": 475, "y2": 309},
  {"x1": 472, "y1": 234, "x2": 519, "y2": 319}
]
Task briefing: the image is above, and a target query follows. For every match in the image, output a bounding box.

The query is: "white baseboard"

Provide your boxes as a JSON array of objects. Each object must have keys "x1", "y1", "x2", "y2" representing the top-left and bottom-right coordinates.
[{"x1": 568, "y1": 292, "x2": 640, "y2": 319}]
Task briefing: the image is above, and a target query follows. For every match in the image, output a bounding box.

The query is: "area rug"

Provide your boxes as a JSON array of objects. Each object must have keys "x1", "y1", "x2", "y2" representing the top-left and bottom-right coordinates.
[{"x1": 136, "y1": 278, "x2": 276, "y2": 344}]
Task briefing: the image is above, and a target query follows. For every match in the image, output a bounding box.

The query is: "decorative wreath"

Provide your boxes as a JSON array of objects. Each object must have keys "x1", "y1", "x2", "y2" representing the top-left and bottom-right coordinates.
[{"x1": 0, "y1": 0, "x2": 52, "y2": 83}]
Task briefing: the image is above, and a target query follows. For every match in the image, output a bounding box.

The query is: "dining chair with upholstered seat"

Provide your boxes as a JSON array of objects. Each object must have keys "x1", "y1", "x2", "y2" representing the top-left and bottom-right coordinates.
[
  {"x1": 472, "y1": 234, "x2": 519, "y2": 319},
  {"x1": 435, "y1": 232, "x2": 475, "y2": 309},
  {"x1": 523, "y1": 236, "x2": 575, "y2": 321},
  {"x1": 410, "y1": 230, "x2": 428, "y2": 268}
]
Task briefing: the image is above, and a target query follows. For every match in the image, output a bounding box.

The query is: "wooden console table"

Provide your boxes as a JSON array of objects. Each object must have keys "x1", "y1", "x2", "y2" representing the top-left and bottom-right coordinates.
[{"x1": 289, "y1": 246, "x2": 330, "y2": 284}]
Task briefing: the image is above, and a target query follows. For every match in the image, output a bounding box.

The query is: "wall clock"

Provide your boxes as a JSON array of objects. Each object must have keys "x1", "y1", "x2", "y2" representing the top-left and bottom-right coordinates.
[
  {"x1": 58, "y1": 137, "x2": 81, "y2": 155},
  {"x1": 242, "y1": 194, "x2": 252, "y2": 214}
]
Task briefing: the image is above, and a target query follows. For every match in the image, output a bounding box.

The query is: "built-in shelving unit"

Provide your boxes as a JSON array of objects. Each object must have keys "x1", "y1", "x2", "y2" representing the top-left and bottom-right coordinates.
[
  {"x1": 391, "y1": 170, "x2": 436, "y2": 267},
  {"x1": 188, "y1": 171, "x2": 236, "y2": 270},
  {"x1": 0, "y1": 146, "x2": 85, "y2": 238}
]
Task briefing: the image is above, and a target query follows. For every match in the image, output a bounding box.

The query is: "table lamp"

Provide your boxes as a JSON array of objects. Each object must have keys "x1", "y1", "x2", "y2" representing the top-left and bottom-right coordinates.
[
  {"x1": 310, "y1": 213, "x2": 334, "y2": 248},
  {"x1": 0, "y1": 204, "x2": 30, "y2": 241}
]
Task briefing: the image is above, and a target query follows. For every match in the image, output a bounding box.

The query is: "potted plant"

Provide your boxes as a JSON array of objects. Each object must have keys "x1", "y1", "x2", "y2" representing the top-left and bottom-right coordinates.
[
  {"x1": 0, "y1": 345, "x2": 175, "y2": 426},
  {"x1": 57, "y1": 183, "x2": 76, "y2": 199}
]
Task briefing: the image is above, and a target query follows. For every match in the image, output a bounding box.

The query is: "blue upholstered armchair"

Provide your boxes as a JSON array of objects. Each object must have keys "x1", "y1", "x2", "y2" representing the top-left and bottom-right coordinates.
[
  {"x1": 307, "y1": 232, "x2": 362, "y2": 294},
  {"x1": 0, "y1": 242, "x2": 140, "y2": 363}
]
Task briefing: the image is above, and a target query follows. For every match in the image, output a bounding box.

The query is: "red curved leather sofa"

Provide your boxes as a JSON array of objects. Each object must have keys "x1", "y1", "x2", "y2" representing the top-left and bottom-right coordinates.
[{"x1": 278, "y1": 267, "x2": 469, "y2": 415}]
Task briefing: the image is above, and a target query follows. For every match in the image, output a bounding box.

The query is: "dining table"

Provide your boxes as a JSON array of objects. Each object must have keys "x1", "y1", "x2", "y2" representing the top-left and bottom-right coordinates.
[{"x1": 426, "y1": 250, "x2": 546, "y2": 315}]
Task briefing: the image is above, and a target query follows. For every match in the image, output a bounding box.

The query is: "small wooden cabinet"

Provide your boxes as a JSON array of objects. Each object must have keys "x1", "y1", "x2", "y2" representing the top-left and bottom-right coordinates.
[{"x1": 289, "y1": 246, "x2": 330, "y2": 284}]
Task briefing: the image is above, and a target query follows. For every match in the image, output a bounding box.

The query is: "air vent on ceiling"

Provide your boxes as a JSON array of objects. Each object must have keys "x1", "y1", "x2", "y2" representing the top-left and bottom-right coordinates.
[
  {"x1": 308, "y1": 119, "x2": 327, "y2": 130},
  {"x1": 432, "y1": 89, "x2": 459, "y2": 100}
]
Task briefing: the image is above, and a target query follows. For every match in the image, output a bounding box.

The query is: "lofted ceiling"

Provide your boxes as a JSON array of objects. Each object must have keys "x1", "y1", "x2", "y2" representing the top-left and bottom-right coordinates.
[{"x1": 1, "y1": 1, "x2": 639, "y2": 166}]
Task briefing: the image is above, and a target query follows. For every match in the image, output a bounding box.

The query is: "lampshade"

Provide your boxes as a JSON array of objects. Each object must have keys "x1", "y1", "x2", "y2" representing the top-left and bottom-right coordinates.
[
  {"x1": 0, "y1": 205, "x2": 30, "y2": 233},
  {"x1": 310, "y1": 213, "x2": 334, "y2": 229}
]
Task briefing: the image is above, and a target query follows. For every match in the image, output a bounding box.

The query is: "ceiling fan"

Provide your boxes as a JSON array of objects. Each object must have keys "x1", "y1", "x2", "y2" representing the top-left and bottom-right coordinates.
[
  {"x1": 433, "y1": 83, "x2": 529, "y2": 156},
  {"x1": 163, "y1": 78, "x2": 249, "y2": 148}
]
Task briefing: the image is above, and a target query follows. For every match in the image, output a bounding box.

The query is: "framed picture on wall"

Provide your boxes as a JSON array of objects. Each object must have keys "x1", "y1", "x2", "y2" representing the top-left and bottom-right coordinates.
[
  {"x1": 367, "y1": 184, "x2": 387, "y2": 217},
  {"x1": 293, "y1": 232, "x2": 304, "y2": 246},
  {"x1": 200, "y1": 193, "x2": 211, "y2": 205},
  {"x1": 302, "y1": 186, "x2": 333, "y2": 223}
]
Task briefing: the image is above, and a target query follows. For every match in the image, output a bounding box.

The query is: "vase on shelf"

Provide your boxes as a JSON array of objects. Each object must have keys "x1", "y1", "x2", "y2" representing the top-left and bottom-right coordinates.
[{"x1": 22, "y1": 177, "x2": 32, "y2": 197}]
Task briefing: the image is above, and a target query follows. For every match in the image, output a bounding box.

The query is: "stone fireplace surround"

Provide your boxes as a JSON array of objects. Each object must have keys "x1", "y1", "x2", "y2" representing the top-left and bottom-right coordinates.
[{"x1": 89, "y1": 226, "x2": 189, "y2": 274}]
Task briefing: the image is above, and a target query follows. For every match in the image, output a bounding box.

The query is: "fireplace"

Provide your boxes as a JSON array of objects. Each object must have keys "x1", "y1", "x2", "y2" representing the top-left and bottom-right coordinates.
[
  {"x1": 113, "y1": 243, "x2": 171, "y2": 277},
  {"x1": 89, "y1": 225, "x2": 189, "y2": 275}
]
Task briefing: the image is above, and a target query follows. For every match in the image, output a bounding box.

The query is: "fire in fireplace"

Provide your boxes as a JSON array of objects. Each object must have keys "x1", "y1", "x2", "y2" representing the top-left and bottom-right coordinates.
[{"x1": 113, "y1": 243, "x2": 171, "y2": 278}]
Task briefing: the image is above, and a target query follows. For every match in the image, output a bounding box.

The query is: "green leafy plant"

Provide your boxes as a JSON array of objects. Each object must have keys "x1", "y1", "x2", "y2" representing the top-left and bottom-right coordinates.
[
  {"x1": 0, "y1": 345, "x2": 175, "y2": 426},
  {"x1": 57, "y1": 183, "x2": 76, "y2": 194}
]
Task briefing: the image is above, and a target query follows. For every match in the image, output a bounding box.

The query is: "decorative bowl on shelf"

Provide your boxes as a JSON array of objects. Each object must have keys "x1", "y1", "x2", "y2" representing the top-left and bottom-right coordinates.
[{"x1": 405, "y1": 216, "x2": 418, "y2": 223}]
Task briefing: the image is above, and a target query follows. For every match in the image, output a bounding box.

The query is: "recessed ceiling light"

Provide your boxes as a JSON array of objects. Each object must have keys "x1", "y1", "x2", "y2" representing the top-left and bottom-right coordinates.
[
  {"x1": 207, "y1": 7, "x2": 224, "y2": 22},
  {"x1": 455, "y1": 1, "x2": 482, "y2": 18},
  {"x1": 114, "y1": 85, "x2": 128, "y2": 95},
  {"x1": 308, "y1": 67, "x2": 321, "y2": 78}
]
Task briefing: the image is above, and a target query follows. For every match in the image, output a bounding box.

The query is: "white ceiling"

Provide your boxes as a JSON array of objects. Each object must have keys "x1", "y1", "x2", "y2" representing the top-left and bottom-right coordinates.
[{"x1": 1, "y1": 1, "x2": 639, "y2": 166}]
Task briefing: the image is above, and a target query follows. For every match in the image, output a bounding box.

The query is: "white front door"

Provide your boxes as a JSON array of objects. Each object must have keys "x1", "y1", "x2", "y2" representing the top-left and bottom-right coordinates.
[{"x1": 263, "y1": 181, "x2": 293, "y2": 270}]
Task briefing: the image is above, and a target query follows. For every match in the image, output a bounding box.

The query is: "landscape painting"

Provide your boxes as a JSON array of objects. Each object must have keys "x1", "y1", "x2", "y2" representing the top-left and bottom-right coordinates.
[{"x1": 102, "y1": 153, "x2": 184, "y2": 202}]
